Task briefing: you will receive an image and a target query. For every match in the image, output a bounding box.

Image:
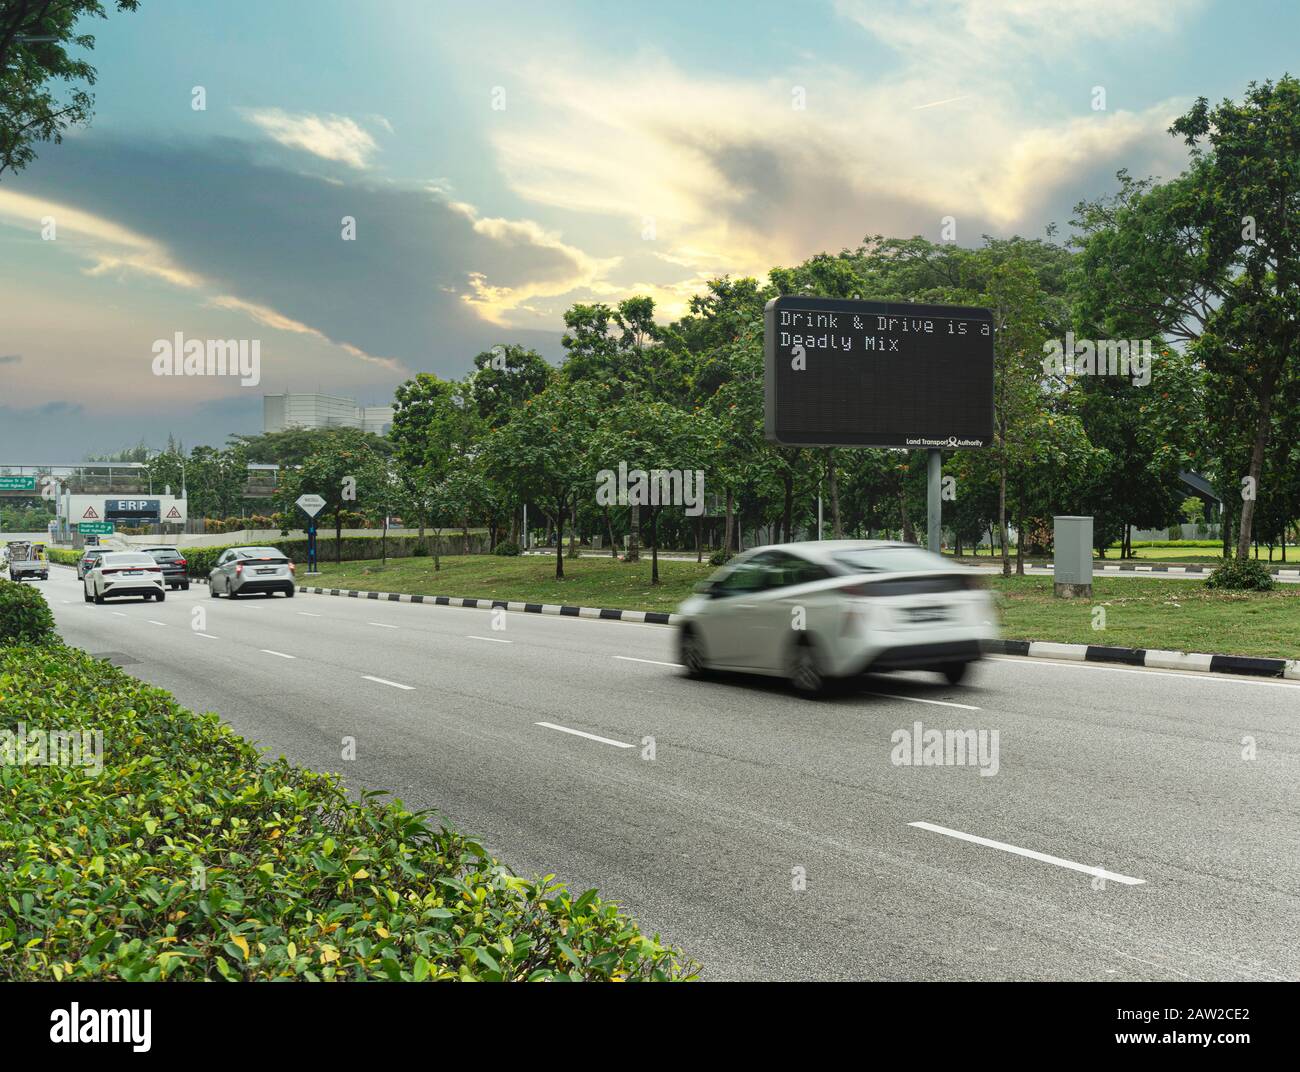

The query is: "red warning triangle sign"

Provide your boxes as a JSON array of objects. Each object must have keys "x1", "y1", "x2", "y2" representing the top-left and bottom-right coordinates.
[
  {"x1": 165, "y1": 506, "x2": 182, "y2": 519},
  {"x1": 82, "y1": 505, "x2": 100, "y2": 519}
]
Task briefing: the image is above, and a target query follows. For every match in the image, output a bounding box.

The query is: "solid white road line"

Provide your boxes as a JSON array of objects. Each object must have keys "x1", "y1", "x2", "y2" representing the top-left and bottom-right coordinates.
[
  {"x1": 368, "y1": 622, "x2": 398, "y2": 629},
  {"x1": 908, "y1": 821, "x2": 1146, "y2": 886},
  {"x1": 534, "y1": 721, "x2": 634, "y2": 748},
  {"x1": 147, "y1": 620, "x2": 167, "y2": 627},
  {"x1": 988, "y1": 655, "x2": 1300, "y2": 689},
  {"x1": 260, "y1": 649, "x2": 295, "y2": 659},
  {"x1": 111, "y1": 612, "x2": 127, "y2": 617},
  {"x1": 194, "y1": 632, "x2": 219, "y2": 639},
  {"x1": 465, "y1": 634, "x2": 512, "y2": 643},
  {"x1": 362, "y1": 675, "x2": 414, "y2": 690},
  {"x1": 863, "y1": 691, "x2": 981, "y2": 711},
  {"x1": 614, "y1": 655, "x2": 683, "y2": 668},
  {"x1": 297, "y1": 612, "x2": 322, "y2": 617}
]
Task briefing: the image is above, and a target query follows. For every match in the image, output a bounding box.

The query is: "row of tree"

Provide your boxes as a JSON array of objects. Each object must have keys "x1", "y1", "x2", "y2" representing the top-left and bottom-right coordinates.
[{"x1": 134, "y1": 77, "x2": 1300, "y2": 579}]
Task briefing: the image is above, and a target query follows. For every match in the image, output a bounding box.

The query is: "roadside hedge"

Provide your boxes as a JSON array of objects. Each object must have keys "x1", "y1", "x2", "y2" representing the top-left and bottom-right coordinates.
[
  {"x1": 179, "y1": 536, "x2": 487, "y2": 577},
  {"x1": 45, "y1": 549, "x2": 80, "y2": 567},
  {"x1": 0, "y1": 642, "x2": 697, "y2": 981},
  {"x1": 0, "y1": 579, "x2": 56, "y2": 645}
]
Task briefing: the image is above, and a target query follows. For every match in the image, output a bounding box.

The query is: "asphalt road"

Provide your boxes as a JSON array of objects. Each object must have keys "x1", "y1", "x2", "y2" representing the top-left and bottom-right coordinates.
[{"x1": 40, "y1": 566, "x2": 1300, "y2": 981}]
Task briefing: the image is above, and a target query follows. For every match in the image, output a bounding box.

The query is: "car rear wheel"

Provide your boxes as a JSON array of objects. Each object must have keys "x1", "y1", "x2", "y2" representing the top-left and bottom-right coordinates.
[
  {"x1": 678, "y1": 627, "x2": 709, "y2": 678},
  {"x1": 941, "y1": 662, "x2": 968, "y2": 685},
  {"x1": 93, "y1": 590, "x2": 105, "y2": 605},
  {"x1": 789, "y1": 640, "x2": 828, "y2": 697},
  {"x1": 83, "y1": 589, "x2": 92, "y2": 603},
  {"x1": 285, "y1": 588, "x2": 295, "y2": 598},
  {"x1": 209, "y1": 581, "x2": 220, "y2": 597}
]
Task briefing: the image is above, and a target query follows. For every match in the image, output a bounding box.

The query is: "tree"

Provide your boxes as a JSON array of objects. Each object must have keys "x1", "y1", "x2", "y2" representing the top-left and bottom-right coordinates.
[
  {"x1": 0, "y1": 0, "x2": 139, "y2": 177},
  {"x1": 589, "y1": 393, "x2": 719, "y2": 584},
  {"x1": 1168, "y1": 78, "x2": 1300, "y2": 560},
  {"x1": 1073, "y1": 78, "x2": 1300, "y2": 561},
  {"x1": 281, "y1": 428, "x2": 386, "y2": 563},
  {"x1": 468, "y1": 344, "x2": 552, "y2": 429},
  {"x1": 389, "y1": 373, "x2": 477, "y2": 559},
  {"x1": 481, "y1": 380, "x2": 599, "y2": 579}
]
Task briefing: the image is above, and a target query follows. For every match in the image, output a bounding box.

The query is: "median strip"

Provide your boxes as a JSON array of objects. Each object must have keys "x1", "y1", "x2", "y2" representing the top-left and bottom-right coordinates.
[
  {"x1": 298, "y1": 585, "x2": 678, "y2": 625},
  {"x1": 985, "y1": 639, "x2": 1300, "y2": 681}
]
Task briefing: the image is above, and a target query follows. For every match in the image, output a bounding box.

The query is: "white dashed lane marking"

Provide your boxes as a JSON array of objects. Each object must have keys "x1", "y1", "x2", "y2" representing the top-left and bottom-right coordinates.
[
  {"x1": 535, "y1": 722, "x2": 634, "y2": 748},
  {"x1": 362, "y1": 675, "x2": 414, "y2": 690},
  {"x1": 908, "y1": 821, "x2": 1145, "y2": 886}
]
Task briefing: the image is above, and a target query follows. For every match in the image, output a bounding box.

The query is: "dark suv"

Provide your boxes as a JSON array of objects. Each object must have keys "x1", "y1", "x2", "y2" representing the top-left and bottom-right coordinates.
[
  {"x1": 141, "y1": 546, "x2": 190, "y2": 590},
  {"x1": 76, "y1": 547, "x2": 106, "y2": 580}
]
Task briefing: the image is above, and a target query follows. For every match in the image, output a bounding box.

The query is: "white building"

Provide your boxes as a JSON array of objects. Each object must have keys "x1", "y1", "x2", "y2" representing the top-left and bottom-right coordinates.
[{"x1": 263, "y1": 393, "x2": 393, "y2": 436}]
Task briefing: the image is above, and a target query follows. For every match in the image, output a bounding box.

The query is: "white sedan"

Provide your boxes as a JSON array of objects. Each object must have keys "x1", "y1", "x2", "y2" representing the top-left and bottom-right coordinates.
[
  {"x1": 676, "y1": 541, "x2": 998, "y2": 695},
  {"x1": 84, "y1": 551, "x2": 167, "y2": 604}
]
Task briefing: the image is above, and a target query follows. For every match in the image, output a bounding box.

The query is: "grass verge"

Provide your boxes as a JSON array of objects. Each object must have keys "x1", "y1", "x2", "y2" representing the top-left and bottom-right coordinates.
[{"x1": 304, "y1": 556, "x2": 1300, "y2": 660}]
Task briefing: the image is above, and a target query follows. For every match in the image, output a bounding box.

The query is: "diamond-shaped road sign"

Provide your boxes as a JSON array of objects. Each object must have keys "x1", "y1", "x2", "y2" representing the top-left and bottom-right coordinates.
[{"x1": 296, "y1": 494, "x2": 326, "y2": 518}]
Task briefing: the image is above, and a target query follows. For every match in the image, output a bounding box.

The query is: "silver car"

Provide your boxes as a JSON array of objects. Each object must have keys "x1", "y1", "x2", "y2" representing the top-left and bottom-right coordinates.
[
  {"x1": 209, "y1": 546, "x2": 296, "y2": 598},
  {"x1": 676, "y1": 541, "x2": 998, "y2": 695}
]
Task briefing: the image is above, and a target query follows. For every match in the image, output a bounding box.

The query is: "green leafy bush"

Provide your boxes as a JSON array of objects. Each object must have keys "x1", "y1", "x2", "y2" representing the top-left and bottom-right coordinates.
[
  {"x1": 183, "y1": 536, "x2": 487, "y2": 577},
  {"x1": 45, "y1": 549, "x2": 80, "y2": 567},
  {"x1": 492, "y1": 541, "x2": 522, "y2": 557},
  {"x1": 1206, "y1": 558, "x2": 1275, "y2": 591},
  {"x1": 0, "y1": 643, "x2": 696, "y2": 981},
  {"x1": 708, "y1": 549, "x2": 732, "y2": 566},
  {"x1": 0, "y1": 579, "x2": 56, "y2": 645}
]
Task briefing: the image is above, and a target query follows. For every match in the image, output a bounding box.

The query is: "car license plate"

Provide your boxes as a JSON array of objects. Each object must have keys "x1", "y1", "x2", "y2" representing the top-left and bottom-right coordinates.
[
  {"x1": 123, "y1": 570, "x2": 143, "y2": 576},
  {"x1": 257, "y1": 567, "x2": 278, "y2": 574},
  {"x1": 907, "y1": 605, "x2": 950, "y2": 623}
]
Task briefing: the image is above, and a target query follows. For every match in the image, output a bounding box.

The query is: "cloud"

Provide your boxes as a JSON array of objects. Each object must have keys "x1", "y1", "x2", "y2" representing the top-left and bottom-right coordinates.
[
  {"x1": 481, "y1": 0, "x2": 1200, "y2": 310},
  {"x1": 241, "y1": 108, "x2": 381, "y2": 169},
  {"x1": 7, "y1": 135, "x2": 607, "y2": 382}
]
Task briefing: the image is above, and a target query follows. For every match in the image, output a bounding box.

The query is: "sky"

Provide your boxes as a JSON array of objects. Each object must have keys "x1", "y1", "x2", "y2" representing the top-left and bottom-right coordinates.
[{"x1": 1, "y1": 0, "x2": 1297, "y2": 459}]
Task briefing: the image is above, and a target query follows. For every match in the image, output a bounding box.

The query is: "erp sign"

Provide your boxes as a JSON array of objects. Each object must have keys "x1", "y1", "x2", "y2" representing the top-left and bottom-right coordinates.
[
  {"x1": 764, "y1": 296, "x2": 994, "y2": 448},
  {"x1": 106, "y1": 498, "x2": 161, "y2": 520}
]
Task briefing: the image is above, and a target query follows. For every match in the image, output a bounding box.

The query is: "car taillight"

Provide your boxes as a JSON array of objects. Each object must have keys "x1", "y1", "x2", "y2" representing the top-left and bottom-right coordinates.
[
  {"x1": 235, "y1": 563, "x2": 244, "y2": 575},
  {"x1": 176, "y1": 558, "x2": 186, "y2": 566},
  {"x1": 842, "y1": 583, "x2": 879, "y2": 597}
]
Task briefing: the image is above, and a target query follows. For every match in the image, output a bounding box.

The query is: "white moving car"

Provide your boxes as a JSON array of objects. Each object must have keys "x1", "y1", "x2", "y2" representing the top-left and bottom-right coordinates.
[
  {"x1": 676, "y1": 541, "x2": 998, "y2": 695},
  {"x1": 84, "y1": 551, "x2": 167, "y2": 604}
]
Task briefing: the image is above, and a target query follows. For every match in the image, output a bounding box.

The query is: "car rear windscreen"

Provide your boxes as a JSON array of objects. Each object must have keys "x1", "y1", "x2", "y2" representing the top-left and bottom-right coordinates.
[{"x1": 832, "y1": 547, "x2": 951, "y2": 573}]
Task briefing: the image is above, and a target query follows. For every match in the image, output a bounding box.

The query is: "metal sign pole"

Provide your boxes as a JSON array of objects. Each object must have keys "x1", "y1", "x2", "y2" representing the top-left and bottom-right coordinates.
[{"x1": 927, "y1": 448, "x2": 942, "y2": 554}]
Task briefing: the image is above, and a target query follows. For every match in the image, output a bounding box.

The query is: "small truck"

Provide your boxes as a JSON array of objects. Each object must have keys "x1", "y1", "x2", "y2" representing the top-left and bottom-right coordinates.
[{"x1": 6, "y1": 541, "x2": 49, "y2": 581}]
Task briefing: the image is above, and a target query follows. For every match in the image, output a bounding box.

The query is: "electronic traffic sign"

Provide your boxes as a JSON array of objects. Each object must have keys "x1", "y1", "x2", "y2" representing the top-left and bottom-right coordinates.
[{"x1": 764, "y1": 296, "x2": 994, "y2": 448}]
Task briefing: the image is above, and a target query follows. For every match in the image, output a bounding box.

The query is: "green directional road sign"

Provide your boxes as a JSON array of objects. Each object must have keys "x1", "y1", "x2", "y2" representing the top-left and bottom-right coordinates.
[
  {"x1": 0, "y1": 476, "x2": 37, "y2": 491},
  {"x1": 78, "y1": 522, "x2": 115, "y2": 536}
]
